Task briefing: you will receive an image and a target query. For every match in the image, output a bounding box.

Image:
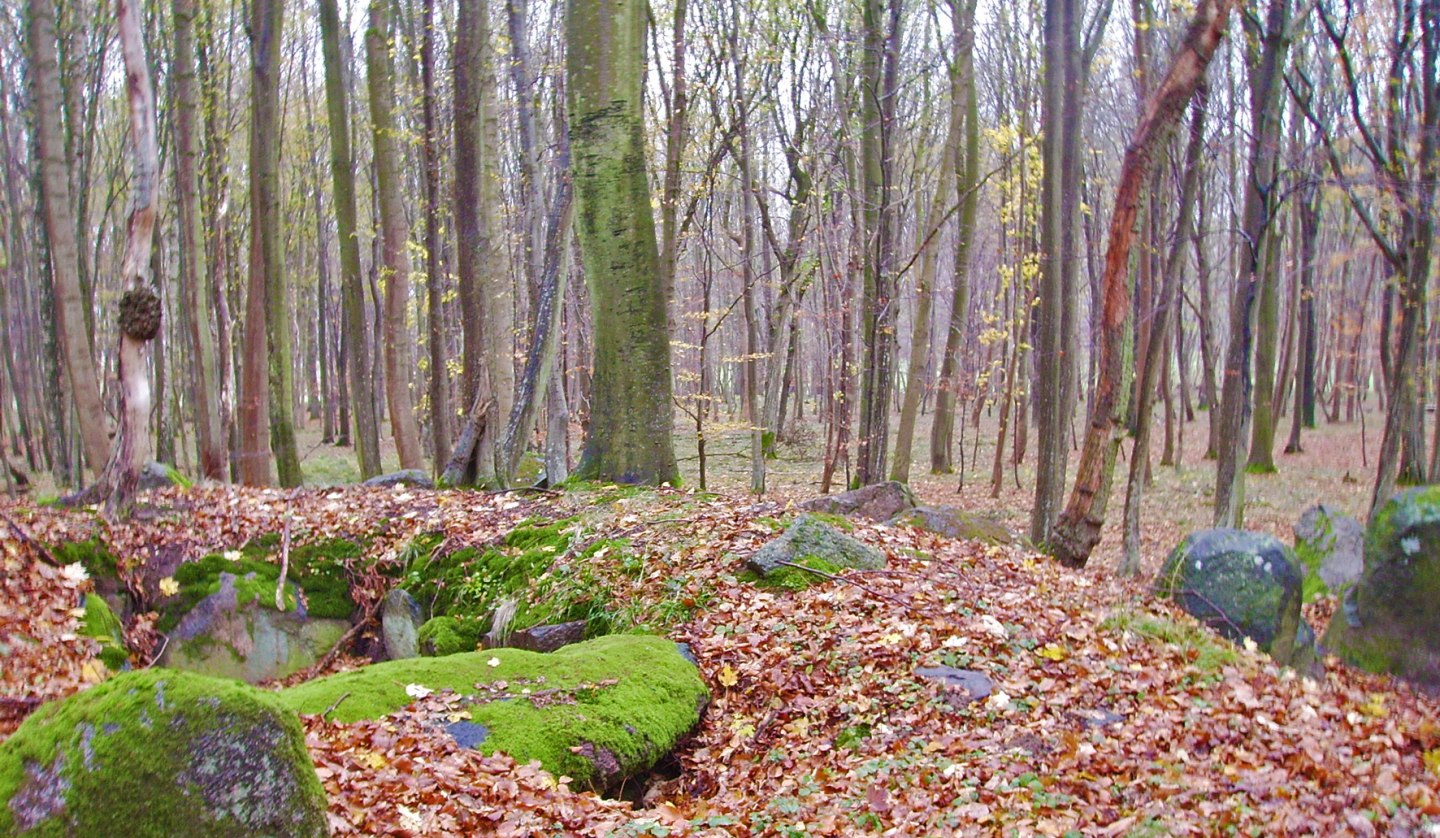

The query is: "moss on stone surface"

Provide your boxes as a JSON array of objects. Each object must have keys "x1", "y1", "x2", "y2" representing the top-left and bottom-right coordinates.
[
  {"x1": 744, "y1": 555, "x2": 846, "y2": 591},
  {"x1": 276, "y1": 634, "x2": 707, "y2": 789},
  {"x1": 418, "y1": 614, "x2": 486, "y2": 656},
  {"x1": 47, "y1": 539, "x2": 118, "y2": 582},
  {"x1": 0, "y1": 669, "x2": 327, "y2": 837},
  {"x1": 79, "y1": 594, "x2": 128, "y2": 672},
  {"x1": 1323, "y1": 487, "x2": 1440, "y2": 688},
  {"x1": 158, "y1": 554, "x2": 297, "y2": 634},
  {"x1": 747, "y1": 514, "x2": 886, "y2": 580}
]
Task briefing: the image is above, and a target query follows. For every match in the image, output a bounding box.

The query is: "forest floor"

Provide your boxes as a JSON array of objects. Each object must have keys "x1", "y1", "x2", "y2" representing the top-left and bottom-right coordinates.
[{"x1": 3, "y1": 409, "x2": 1438, "y2": 835}]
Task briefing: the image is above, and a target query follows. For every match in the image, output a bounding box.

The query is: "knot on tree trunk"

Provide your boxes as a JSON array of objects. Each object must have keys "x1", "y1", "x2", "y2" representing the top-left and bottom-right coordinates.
[{"x1": 119, "y1": 287, "x2": 162, "y2": 341}]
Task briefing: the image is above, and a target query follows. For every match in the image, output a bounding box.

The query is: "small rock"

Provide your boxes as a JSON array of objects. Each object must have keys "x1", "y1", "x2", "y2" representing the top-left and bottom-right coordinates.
[
  {"x1": 1069, "y1": 707, "x2": 1125, "y2": 729},
  {"x1": 914, "y1": 666, "x2": 992, "y2": 704},
  {"x1": 382, "y1": 588, "x2": 424, "y2": 660},
  {"x1": 137, "y1": 461, "x2": 182, "y2": 492},
  {"x1": 505, "y1": 621, "x2": 586, "y2": 653},
  {"x1": 444, "y1": 720, "x2": 491, "y2": 749},
  {"x1": 799, "y1": 481, "x2": 915, "y2": 522},
  {"x1": 363, "y1": 469, "x2": 434, "y2": 489}
]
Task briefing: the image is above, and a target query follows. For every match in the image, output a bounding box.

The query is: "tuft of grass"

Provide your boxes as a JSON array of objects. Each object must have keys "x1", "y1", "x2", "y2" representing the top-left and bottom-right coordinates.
[{"x1": 1101, "y1": 607, "x2": 1239, "y2": 673}]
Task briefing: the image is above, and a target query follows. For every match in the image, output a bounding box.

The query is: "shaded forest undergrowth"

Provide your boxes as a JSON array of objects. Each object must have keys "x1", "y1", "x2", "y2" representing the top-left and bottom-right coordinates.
[{"x1": 2, "y1": 418, "x2": 1438, "y2": 835}]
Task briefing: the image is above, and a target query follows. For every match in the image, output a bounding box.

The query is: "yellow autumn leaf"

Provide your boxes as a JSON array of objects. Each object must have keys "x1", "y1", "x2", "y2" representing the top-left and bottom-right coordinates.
[
  {"x1": 718, "y1": 664, "x2": 739, "y2": 688},
  {"x1": 1361, "y1": 694, "x2": 1388, "y2": 718},
  {"x1": 1036, "y1": 643, "x2": 1068, "y2": 662},
  {"x1": 1423, "y1": 748, "x2": 1440, "y2": 777},
  {"x1": 80, "y1": 659, "x2": 107, "y2": 684},
  {"x1": 357, "y1": 749, "x2": 388, "y2": 770},
  {"x1": 158, "y1": 577, "x2": 180, "y2": 597}
]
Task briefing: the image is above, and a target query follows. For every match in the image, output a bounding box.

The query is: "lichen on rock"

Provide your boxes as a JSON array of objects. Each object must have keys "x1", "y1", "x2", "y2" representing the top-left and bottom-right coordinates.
[{"x1": 0, "y1": 669, "x2": 328, "y2": 837}]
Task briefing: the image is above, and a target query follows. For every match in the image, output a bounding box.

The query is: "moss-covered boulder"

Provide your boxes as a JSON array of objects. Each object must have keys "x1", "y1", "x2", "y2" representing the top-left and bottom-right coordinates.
[
  {"x1": 0, "y1": 669, "x2": 328, "y2": 837},
  {"x1": 79, "y1": 594, "x2": 128, "y2": 672},
  {"x1": 746, "y1": 514, "x2": 886, "y2": 589},
  {"x1": 1293, "y1": 504, "x2": 1364, "y2": 600},
  {"x1": 362, "y1": 468, "x2": 433, "y2": 489},
  {"x1": 158, "y1": 572, "x2": 349, "y2": 683},
  {"x1": 888, "y1": 506, "x2": 1013, "y2": 546},
  {"x1": 277, "y1": 634, "x2": 706, "y2": 791},
  {"x1": 1323, "y1": 487, "x2": 1440, "y2": 691},
  {"x1": 799, "y1": 481, "x2": 915, "y2": 522},
  {"x1": 1155, "y1": 529, "x2": 1308, "y2": 667}
]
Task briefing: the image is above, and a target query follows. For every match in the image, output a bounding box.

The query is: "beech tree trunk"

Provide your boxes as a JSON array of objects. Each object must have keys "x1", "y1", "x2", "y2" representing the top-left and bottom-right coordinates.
[
  {"x1": 27, "y1": 0, "x2": 109, "y2": 478},
  {"x1": 567, "y1": 0, "x2": 678, "y2": 485}
]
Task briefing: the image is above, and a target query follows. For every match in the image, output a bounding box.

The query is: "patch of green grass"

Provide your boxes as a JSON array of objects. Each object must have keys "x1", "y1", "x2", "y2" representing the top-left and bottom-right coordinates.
[
  {"x1": 1100, "y1": 607, "x2": 1239, "y2": 673},
  {"x1": 48, "y1": 538, "x2": 119, "y2": 581}
]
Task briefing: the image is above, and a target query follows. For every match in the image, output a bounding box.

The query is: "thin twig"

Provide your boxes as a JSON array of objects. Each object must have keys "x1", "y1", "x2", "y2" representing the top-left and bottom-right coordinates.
[
  {"x1": 276, "y1": 492, "x2": 293, "y2": 611},
  {"x1": 0, "y1": 508, "x2": 63, "y2": 567},
  {"x1": 321, "y1": 691, "x2": 351, "y2": 720}
]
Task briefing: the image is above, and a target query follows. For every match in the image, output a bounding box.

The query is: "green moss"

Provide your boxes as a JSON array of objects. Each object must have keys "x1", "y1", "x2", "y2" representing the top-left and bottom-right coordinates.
[
  {"x1": 0, "y1": 669, "x2": 327, "y2": 837},
  {"x1": 418, "y1": 615, "x2": 486, "y2": 656},
  {"x1": 746, "y1": 555, "x2": 844, "y2": 591},
  {"x1": 801, "y1": 511, "x2": 855, "y2": 533},
  {"x1": 289, "y1": 538, "x2": 364, "y2": 619},
  {"x1": 47, "y1": 539, "x2": 118, "y2": 582},
  {"x1": 276, "y1": 634, "x2": 706, "y2": 789},
  {"x1": 79, "y1": 595, "x2": 128, "y2": 672},
  {"x1": 1101, "y1": 608, "x2": 1239, "y2": 673}
]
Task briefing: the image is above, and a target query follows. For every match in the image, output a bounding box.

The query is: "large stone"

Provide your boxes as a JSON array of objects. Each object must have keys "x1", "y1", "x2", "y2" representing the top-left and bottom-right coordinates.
[
  {"x1": 137, "y1": 461, "x2": 184, "y2": 492},
  {"x1": 1293, "y1": 504, "x2": 1364, "y2": 595},
  {"x1": 277, "y1": 634, "x2": 707, "y2": 793},
  {"x1": 381, "y1": 588, "x2": 423, "y2": 661},
  {"x1": 799, "y1": 481, "x2": 915, "y2": 522},
  {"x1": 504, "y1": 620, "x2": 586, "y2": 653},
  {"x1": 0, "y1": 669, "x2": 328, "y2": 837},
  {"x1": 747, "y1": 514, "x2": 886, "y2": 584},
  {"x1": 889, "y1": 506, "x2": 1013, "y2": 546},
  {"x1": 362, "y1": 469, "x2": 434, "y2": 489},
  {"x1": 159, "y1": 573, "x2": 349, "y2": 684},
  {"x1": 1155, "y1": 529, "x2": 1308, "y2": 667},
  {"x1": 1323, "y1": 487, "x2": 1440, "y2": 691}
]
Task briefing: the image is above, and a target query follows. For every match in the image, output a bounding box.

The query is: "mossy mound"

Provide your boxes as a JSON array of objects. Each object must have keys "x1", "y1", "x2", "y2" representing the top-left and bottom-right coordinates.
[
  {"x1": 47, "y1": 538, "x2": 119, "y2": 584},
  {"x1": 277, "y1": 634, "x2": 707, "y2": 791},
  {"x1": 1156, "y1": 528, "x2": 1309, "y2": 667},
  {"x1": 79, "y1": 594, "x2": 128, "y2": 672},
  {"x1": 403, "y1": 519, "x2": 616, "y2": 648},
  {"x1": 745, "y1": 514, "x2": 886, "y2": 590},
  {"x1": 0, "y1": 669, "x2": 328, "y2": 837},
  {"x1": 1323, "y1": 487, "x2": 1440, "y2": 690}
]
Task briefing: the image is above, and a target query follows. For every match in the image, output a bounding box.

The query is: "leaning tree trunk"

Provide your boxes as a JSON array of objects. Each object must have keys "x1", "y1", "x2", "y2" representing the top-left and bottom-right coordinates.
[
  {"x1": 566, "y1": 0, "x2": 678, "y2": 485},
  {"x1": 366, "y1": 0, "x2": 425, "y2": 472},
  {"x1": 1049, "y1": 0, "x2": 1236, "y2": 568},
  {"x1": 90, "y1": 0, "x2": 159, "y2": 520},
  {"x1": 26, "y1": 0, "x2": 110, "y2": 478}
]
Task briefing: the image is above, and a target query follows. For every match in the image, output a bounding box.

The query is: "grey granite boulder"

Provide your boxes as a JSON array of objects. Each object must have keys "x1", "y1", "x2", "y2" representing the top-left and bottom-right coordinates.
[
  {"x1": 747, "y1": 514, "x2": 886, "y2": 582},
  {"x1": 799, "y1": 481, "x2": 915, "y2": 522},
  {"x1": 363, "y1": 468, "x2": 434, "y2": 489},
  {"x1": 381, "y1": 588, "x2": 423, "y2": 660},
  {"x1": 1156, "y1": 528, "x2": 1309, "y2": 667},
  {"x1": 889, "y1": 505, "x2": 1014, "y2": 546}
]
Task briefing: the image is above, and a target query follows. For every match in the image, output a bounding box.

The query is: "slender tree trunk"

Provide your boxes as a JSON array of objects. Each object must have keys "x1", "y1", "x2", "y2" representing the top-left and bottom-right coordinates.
[
  {"x1": 173, "y1": 0, "x2": 224, "y2": 481},
  {"x1": 420, "y1": 0, "x2": 450, "y2": 468},
  {"x1": 319, "y1": 0, "x2": 381, "y2": 478},
  {"x1": 27, "y1": 0, "x2": 109, "y2": 477},
  {"x1": 366, "y1": 0, "x2": 424, "y2": 472},
  {"x1": 1049, "y1": 0, "x2": 1235, "y2": 567}
]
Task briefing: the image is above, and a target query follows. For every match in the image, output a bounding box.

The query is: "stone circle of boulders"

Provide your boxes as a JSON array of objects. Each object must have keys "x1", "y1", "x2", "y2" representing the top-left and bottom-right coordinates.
[
  {"x1": 747, "y1": 514, "x2": 886, "y2": 585},
  {"x1": 799, "y1": 480, "x2": 915, "y2": 522},
  {"x1": 1323, "y1": 486, "x2": 1440, "y2": 691},
  {"x1": 277, "y1": 634, "x2": 707, "y2": 793},
  {"x1": 0, "y1": 669, "x2": 329, "y2": 837},
  {"x1": 1156, "y1": 528, "x2": 1314, "y2": 669},
  {"x1": 1293, "y1": 504, "x2": 1364, "y2": 596},
  {"x1": 362, "y1": 469, "x2": 434, "y2": 489}
]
